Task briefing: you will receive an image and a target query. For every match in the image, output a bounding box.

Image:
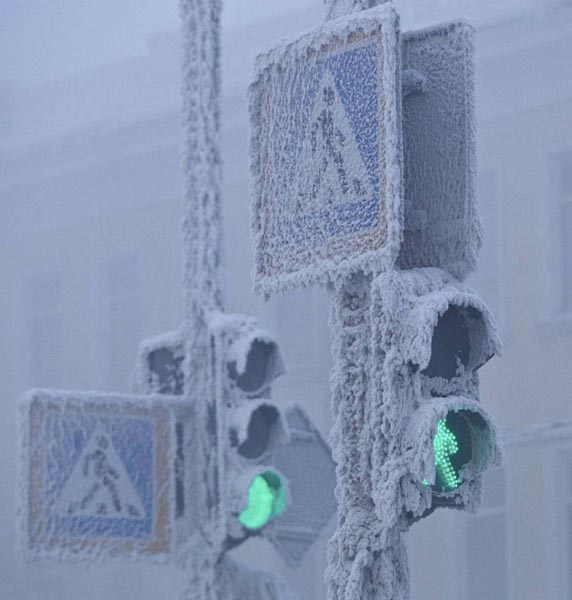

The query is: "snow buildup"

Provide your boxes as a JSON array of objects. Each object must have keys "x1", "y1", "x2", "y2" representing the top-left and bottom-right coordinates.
[
  {"x1": 132, "y1": 326, "x2": 185, "y2": 395},
  {"x1": 324, "y1": 268, "x2": 503, "y2": 599},
  {"x1": 324, "y1": 0, "x2": 391, "y2": 21},
  {"x1": 178, "y1": 0, "x2": 226, "y2": 594},
  {"x1": 224, "y1": 325, "x2": 285, "y2": 388},
  {"x1": 369, "y1": 268, "x2": 503, "y2": 525},
  {"x1": 180, "y1": 0, "x2": 225, "y2": 319},
  {"x1": 250, "y1": 6, "x2": 481, "y2": 297},
  {"x1": 399, "y1": 20, "x2": 481, "y2": 281},
  {"x1": 19, "y1": 388, "x2": 190, "y2": 564},
  {"x1": 324, "y1": 276, "x2": 389, "y2": 600},
  {"x1": 249, "y1": 3, "x2": 403, "y2": 297}
]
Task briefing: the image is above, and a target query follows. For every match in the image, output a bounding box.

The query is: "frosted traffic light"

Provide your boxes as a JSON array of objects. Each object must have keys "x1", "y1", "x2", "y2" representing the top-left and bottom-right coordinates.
[
  {"x1": 134, "y1": 315, "x2": 337, "y2": 568},
  {"x1": 371, "y1": 268, "x2": 503, "y2": 521},
  {"x1": 218, "y1": 316, "x2": 336, "y2": 566},
  {"x1": 213, "y1": 315, "x2": 290, "y2": 544}
]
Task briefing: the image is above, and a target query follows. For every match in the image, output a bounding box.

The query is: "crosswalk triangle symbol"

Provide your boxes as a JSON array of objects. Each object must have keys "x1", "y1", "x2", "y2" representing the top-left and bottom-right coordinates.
[
  {"x1": 52, "y1": 425, "x2": 146, "y2": 520},
  {"x1": 291, "y1": 69, "x2": 373, "y2": 214}
]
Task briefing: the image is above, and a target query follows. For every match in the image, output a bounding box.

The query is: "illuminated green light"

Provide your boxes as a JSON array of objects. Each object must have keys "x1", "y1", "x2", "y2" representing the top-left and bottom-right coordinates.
[
  {"x1": 238, "y1": 471, "x2": 286, "y2": 530},
  {"x1": 433, "y1": 418, "x2": 461, "y2": 491},
  {"x1": 421, "y1": 412, "x2": 476, "y2": 493}
]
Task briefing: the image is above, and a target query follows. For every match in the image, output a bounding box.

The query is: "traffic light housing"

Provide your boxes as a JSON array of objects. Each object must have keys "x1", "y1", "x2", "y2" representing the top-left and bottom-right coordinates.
[
  {"x1": 134, "y1": 315, "x2": 337, "y2": 570},
  {"x1": 209, "y1": 314, "x2": 291, "y2": 546},
  {"x1": 370, "y1": 268, "x2": 503, "y2": 524}
]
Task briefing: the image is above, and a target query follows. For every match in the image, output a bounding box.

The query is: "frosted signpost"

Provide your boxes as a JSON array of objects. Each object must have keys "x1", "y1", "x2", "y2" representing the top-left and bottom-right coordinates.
[
  {"x1": 250, "y1": 1, "x2": 503, "y2": 599},
  {"x1": 18, "y1": 1, "x2": 336, "y2": 599}
]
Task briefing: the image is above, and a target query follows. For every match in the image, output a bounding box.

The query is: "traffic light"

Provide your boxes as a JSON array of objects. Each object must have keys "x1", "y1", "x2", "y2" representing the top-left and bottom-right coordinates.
[
  {"x1": 215, "y1": 314, "x2": 290, "y2": 545},
  {"x1": 134, "y1": 314, "x2": 337, "y2": 572},
  {"x1": 370, "y1": 268, "x2": 503, "y2": 522}
]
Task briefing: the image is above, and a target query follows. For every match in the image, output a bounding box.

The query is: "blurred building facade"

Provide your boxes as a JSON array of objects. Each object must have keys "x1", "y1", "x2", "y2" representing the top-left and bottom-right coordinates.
[{"x1": 1, "y1": 1, "x2": 572, "y2": 599}]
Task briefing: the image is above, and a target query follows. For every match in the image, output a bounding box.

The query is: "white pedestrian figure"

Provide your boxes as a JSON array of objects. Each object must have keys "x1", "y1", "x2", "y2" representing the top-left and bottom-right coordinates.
[
  {"x1": 78, "y1": 434, "x2": 122, "y2": 515},
  {"x1": 293, "y1": 71, "x2": 372, "y2": 214}
]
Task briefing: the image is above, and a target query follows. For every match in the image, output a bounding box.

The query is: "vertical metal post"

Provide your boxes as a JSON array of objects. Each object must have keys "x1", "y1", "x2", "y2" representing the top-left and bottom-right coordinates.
[
  {"x1": 322, "y1": 2, "x2": 409, "y2": 599},
  {"x1": 179, "y1": 1, "x2": 224, "y2": 598},
  {"x1": 325, "y1": 276, "x2": 376, "y2": 598}
]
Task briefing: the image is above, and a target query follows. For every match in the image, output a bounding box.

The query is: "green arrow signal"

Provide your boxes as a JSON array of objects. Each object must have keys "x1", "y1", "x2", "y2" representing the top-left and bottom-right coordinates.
[
  {"x1": 238, "y1": 471, "x2": 286, "y2": 530},
  {"x1": 422, "y1": 417, "x2": 463, "y2": 492},
  {"x1": 433, "y1": 418, "x2": 461, "y2": 491}
]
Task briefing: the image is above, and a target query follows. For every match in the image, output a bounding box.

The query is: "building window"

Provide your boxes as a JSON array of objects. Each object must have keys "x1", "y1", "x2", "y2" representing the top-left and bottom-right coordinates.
[
  {"x1": 466, "y1": 468, "x2": 509, "y2": 600},
  {"x1": 557, "y1": 152, "x2": 572, "y2": 313},
  {"x1": 471, "y1": 170, "x2": 502, "y2": 321},
  {"x1": 104, "y1": 253, "x2": 141, "y2": 391},
  {"x1": 25, "y1": 271, "x2": 63, "y2": 387}
]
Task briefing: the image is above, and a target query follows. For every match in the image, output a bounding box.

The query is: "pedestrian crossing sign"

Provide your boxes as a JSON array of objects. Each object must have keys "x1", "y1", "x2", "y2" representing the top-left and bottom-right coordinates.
[
  {"x1": 250, "y1": 4, "x2": 402, "y2": 295},
  {"x1": 19, "y1": 389, "x2": 186, "y2": 561}
]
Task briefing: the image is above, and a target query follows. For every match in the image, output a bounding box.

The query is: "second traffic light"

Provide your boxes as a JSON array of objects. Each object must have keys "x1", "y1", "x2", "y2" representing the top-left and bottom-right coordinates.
[
  {"x1": 201, "y1": 314, "x2": 290, "y2": 547},
  {"x1": 134, "y1": 313, "x2": 337, "y2": 577}
]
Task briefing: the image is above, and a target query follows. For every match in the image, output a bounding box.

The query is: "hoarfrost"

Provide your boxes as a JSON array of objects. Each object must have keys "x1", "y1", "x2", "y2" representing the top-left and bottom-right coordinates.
[
  {"x1": 323, "y1": 268, "x2": 503, "y2": 600},
  {"x1": 249, "y1": 3, "x2": 403, "y2": 296},
  {"x1": 19, "y1": 389, "x2": 189, "y2": 564},
  {"x1": 179, "y1": 0, "x2": 225, "y2": 597},
  {"x1": 132, "y1": 326, "x2": 185, "y2": 395}
]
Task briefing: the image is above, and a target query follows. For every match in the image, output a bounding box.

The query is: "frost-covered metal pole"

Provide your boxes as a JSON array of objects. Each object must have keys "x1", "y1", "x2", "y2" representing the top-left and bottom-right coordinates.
[
  {"x1": 320, "y1": 3, "x2": 408, "y2": 600},
  {"x1": 325, "y1": 279, "x2": 410, "y2": 600},
  {"x1": 180, "y1": 0, "x2": 224, "y2": 315},
  {"x1": 180, "y1": 0, "x2": 224, "y2": 598}
]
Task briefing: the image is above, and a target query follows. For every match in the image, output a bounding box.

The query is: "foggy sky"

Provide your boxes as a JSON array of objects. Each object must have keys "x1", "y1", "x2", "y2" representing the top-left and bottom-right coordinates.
[{"x1": 0, "y1": 0, "x2": 313, "y2": 85}]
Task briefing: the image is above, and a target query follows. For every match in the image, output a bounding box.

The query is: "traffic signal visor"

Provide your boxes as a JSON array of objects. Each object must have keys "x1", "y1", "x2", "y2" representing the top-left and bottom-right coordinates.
[
  {"x1": 227, "y1": 333, "x2": 285, "y2": 397},
  {"x1": 229, "y1": 400, "x2": 289, "y2": 461},
  {"x1": 408, "y1": 295, "x2": 502, "y2": 381}
]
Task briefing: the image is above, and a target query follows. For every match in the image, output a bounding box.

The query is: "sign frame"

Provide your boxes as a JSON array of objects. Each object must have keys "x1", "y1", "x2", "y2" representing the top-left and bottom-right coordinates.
[
  {"x1": 250, "y1": 4, "x2": 403, "y2": 295},
  {"x1": 19, "y1": 389, "x2": 189, "y2": 562}
]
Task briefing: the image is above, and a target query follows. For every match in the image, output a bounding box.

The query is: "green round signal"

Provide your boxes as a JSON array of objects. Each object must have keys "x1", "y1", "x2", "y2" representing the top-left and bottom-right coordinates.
[{"x1": 238, "y1": 471, "x2": 286, "y2": 530}]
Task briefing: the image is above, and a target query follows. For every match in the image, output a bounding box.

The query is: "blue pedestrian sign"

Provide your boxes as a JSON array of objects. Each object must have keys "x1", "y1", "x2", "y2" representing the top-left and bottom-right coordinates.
[
  {"x1": 250, "y1": 4, "x2": 402, "y2": 295},
  {"x1": 20, "y1": 389, "x2": 187, "y2": 561}
]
